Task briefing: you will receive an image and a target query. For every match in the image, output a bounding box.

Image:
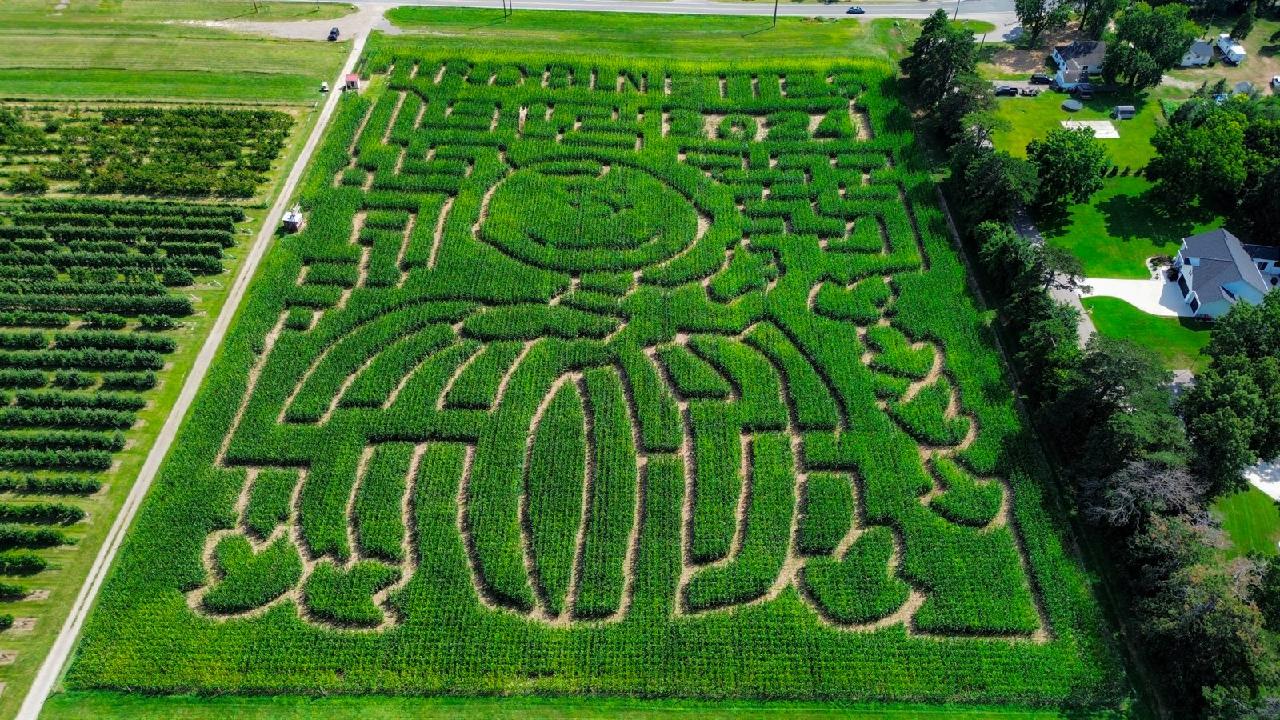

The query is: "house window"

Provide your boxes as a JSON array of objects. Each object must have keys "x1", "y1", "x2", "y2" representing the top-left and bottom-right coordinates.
[
  {"x1": 1178, "y1": 275, "x2": 1189, "y2": 296},
  {"x1": 1260, "y1": 262, "x2": 1268, "y2": 272},
  {"x1": 1189, "y1": 296, "x2": 1200, "y2": 313}
]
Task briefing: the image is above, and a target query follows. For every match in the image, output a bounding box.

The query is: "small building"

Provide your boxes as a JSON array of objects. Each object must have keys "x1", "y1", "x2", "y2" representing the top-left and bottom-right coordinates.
[
  {"x1": 282, "y1": 205, "x2": 304, "y2": 233},
  {"x1": 344, "y1": 73, "x2": 360, "y2": 91},
  {"x1": 1180, "y1": 39, "x2": 1214, "y2": 67},
  {"x1": 1171, "y1": 228, "x2": 1278, "y2": 318},
  {"x1": 1217, "y1": 33, "x2": 1247, "y2": 64},
  {"x1": 1051, "y1": 41, "x2": 1107, "y2": 90},
  {"x1": 1111, "y1": 105, "x2": 1136, "y2": 120}
]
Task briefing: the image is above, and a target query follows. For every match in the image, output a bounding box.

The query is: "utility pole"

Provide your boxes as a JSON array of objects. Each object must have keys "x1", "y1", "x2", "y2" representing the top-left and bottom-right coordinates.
[
  {"x1": 953, "y1": 0, "x2": 960, "y2": 21},
  {"x1": 773, "y1": 0, "x2": 779, "y2": 26}
]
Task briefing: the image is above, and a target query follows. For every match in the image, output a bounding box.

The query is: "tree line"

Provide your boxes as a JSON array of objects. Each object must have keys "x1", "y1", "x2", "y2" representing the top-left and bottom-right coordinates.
[{"x1": 904, "y1": 10, "x2": 1280, "y2": 717}]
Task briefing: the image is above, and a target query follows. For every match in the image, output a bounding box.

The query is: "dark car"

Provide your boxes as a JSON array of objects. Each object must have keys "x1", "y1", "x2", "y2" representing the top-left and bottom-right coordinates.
[
  {"x1": 1070, "y1": 83, "x2": 1095, "y2": 99},
  {"x1": 994, "y1": 85, "x2": 1019, "y2": 97},
  {"x1": 1029, "y1": 73, "x2": 1053, "y2": 85},
  {"x1": 846, "y1": 6, "x2": 866, "y2": 13},
  {"x1": 327, "y1": 27, "x2": 340, "y2": 41}
]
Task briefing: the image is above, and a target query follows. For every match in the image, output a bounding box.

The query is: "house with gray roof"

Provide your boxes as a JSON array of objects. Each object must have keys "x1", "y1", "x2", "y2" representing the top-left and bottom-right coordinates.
[
  {"x1": 1052, "y1": 41, "x2": 1106, "y2": 89},
  {"x1": 1171, "y1": 228, "x2": 1280, "y2": 318},
  {"x1": 1180, "y1": 39, "x2": 1214, "y2": 67}
]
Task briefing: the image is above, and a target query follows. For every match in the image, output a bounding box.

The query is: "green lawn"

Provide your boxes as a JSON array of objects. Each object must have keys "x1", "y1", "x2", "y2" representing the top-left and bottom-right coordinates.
[
  {"x1": 1082, "y1": 296, "x2": 1212, "y2": 372},
  {"x1": 1042, "y1": 176, "x2": 1220, "y2": 278},
  {"x1": 0, "y1": 0, "x2": 352, "y2": 102},
  {"x1": 383, "y1": 7, "x2": 907, "y2": 61},
  {"x1": 40, "y1": 693, "x2": 1113, "y2": 719},
  {"x1": 1214, "y1": 488, "x2": 1280, "y2": 559},
  {"x1": 992, "y1": 89, "x2": 1167, "y2": 170}
]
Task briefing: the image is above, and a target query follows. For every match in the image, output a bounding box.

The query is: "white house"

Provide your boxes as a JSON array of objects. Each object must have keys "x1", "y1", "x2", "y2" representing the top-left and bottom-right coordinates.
[
  {"x1": 1171, "y1": 228, "x2": 1279, "y2": 318},
  {"x1": 1217, "y1": 33, "x2": 1247, "y2": 64},
  {"x1": 1051, "y1": 41, "x2": 1106, "y2": 89},
  {"x1": 1180, "y1": 39, "x2": 1214, "y2": 67}
]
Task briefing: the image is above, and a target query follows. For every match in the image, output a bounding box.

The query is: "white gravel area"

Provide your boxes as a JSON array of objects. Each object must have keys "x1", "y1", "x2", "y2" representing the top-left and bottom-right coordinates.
[
  {"x1": 1061, "y1": 119, "x2": 1119, "y2": 138},
  {"x1": 1081, "y1": 277, "x2": 1193, "y2": 317}
]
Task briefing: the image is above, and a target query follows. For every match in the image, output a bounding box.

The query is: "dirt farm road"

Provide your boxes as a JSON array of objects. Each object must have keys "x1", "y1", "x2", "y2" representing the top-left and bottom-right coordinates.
[{"x1": 15, "y1": 25, "x2": 376, "y2": 720}]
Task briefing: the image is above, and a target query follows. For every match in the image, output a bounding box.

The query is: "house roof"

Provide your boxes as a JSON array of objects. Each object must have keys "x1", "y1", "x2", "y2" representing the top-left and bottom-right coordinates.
[
  {"x1": 1244, "y1": 243, "x2": 1280, "y2": 262},
  {"x1": 1183, "y1": 228, "x2": 1270, "y2": 302},
  {"x1": 1054, "y1": 41, "x2": 1107, "y2": 83},
  {"x1": 1189, "y1": 40, "x2": 1213, "y2": 56}
]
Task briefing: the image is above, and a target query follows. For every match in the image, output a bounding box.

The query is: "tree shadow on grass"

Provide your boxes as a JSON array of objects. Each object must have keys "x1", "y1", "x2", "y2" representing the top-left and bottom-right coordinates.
[{"x1": 1095, "y1": 187, "x2": 1215, "y2": 252}]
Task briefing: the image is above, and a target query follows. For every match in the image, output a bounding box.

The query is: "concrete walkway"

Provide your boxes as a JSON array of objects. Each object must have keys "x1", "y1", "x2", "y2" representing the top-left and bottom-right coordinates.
[
  {"x1": 15, "y1": 21, "x2": 377, "y2": 720},
  {"x1": 1082, "y1": 277, "x2": 1195, "y2": 318}
]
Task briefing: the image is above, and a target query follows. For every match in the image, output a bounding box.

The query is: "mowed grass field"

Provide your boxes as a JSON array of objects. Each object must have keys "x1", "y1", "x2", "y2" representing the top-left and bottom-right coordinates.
[
  {"x1": 382, "y1": 7, "x2": 909, "y2": 62},
  {"x1": 1081, "y1": 297, "x2": 1211, "y2": 372},
  {"x1": 47, "y1": 10, "x2": 1123, "y2": 718},
  {"x1": 991, "y1": 90, "x2": 1222, "y2": 283},
  {"x1": 1042, "y1": 177, "x2": 1220, "y2": 279},
  {"x1": 0, "y1": 0, "x2": 351, "y2": 102},
  {"x1": 1214, "y1": 488, "x2": 1280, "y2": 559}
]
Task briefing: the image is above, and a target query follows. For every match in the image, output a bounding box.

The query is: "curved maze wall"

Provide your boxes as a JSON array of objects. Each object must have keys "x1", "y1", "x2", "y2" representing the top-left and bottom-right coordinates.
[{"x1": 70, "y1": 55, "x2": 1121, "y2": 704}]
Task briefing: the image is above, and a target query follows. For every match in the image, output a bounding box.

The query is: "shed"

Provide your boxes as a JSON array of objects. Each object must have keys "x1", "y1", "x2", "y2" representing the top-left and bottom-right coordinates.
[
  {"x1": 1112, "y1": 105, "x2": 1136, "y2": 120},
  {"x1": 282, "y1": 205, "x2": 304, "y2": 233},
  {"x1": 344, "y1": 74, "x2": 360, "y2": 91}
]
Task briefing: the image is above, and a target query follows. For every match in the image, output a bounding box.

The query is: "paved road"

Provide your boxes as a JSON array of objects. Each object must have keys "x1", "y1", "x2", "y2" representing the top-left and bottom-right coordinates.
[{"x1": 14, "y1": 26, "x2": 374, "y2": 720}]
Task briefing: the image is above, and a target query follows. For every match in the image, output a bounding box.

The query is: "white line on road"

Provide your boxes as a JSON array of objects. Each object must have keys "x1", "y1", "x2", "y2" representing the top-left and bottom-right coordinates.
[{"x1": 16, "y1": 27, "x2": 373, "y2": 720}]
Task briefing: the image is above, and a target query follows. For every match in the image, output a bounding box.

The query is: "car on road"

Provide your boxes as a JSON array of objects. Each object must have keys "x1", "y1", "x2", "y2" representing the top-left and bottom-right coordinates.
[
  {"x1": 846, "y1": 6, "x2": 866, "y2": 13},
  {"x1": 327, "y1": 27, "x2": 340, "y2": 41},
  {"x1": 1029, "y1": 73, "x2": 1053, "y2": 85},
  {"x1": 994, "y1": 85, "x2": 1019, "y2": 96}
]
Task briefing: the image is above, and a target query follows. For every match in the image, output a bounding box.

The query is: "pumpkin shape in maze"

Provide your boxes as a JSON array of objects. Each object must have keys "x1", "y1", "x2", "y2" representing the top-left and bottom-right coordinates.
[{"x1": 185, "y1": 58, "x2": 1046, "y2": 640}]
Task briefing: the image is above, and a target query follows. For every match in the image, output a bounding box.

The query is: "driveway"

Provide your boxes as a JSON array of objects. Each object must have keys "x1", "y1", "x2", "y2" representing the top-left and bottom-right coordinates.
[
  {"x1": 1246, "y1": 460, "x2": 1280, "y2": 502},
  {"x1": 1081, "y1": 277, "x2": 1193, "y2": 318}
]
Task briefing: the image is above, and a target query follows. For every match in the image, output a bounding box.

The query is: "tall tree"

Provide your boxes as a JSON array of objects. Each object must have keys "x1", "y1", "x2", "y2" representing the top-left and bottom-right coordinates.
[
  {"x1": 950, "y1": 145, "x2": 1039, "y2": 224},
  {"x1": 1101, "y1": 2, "x2": 1199, "y2": 90},
  {"x1": 900, "y1": 9, "x2": 978, "y2": 110},
  {"x1": 1015, "y1": 0, "x2": 1069, "y2": 46},
  {"x1": 1181, "y1": 293, "x2": 1280, "y2": 494},
  {"x1": 1026, "y1": 127, "x2": 1110, "y2": 210},
  {"x1": 1231, "y1": 4, "x2": 1257, "y2": 41},
  {"x1": 933, "y1": 71, "x2": 994, "y2": 144},
  {"x1": 1150, "y1": 98, "x2": 1248, "y2": 211},
  {"x1": 1073, "y1": 0, "x2": 1122, "y2": 38}
]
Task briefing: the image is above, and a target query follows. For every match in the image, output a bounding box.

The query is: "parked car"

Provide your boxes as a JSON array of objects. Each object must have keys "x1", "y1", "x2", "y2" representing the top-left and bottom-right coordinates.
[
  {"x1": 327, "y1": 27, "x2": 340, "y2": 41},
  {"x1": 994, "y1": 85, "x2": 1019, "y2": 96},
  {"x1": 845, "y1": 6, "x2": 866, "y2": 13},
  {"x1": 320, "y1": 81, "x2": 329, "y2": 93},
  {"x1": 1019, "y1": 87, "x2": 1040, "y2": 96},
  {"x1": 1071, "y1": 83, "x2": 1095, "y2": 99},
  {"x1": 1029, "y1": 73, "x2": 1053, "y2": 85},
  {"x1": 1272, "y1": 76, "x2": 1280, "y2": 90}
]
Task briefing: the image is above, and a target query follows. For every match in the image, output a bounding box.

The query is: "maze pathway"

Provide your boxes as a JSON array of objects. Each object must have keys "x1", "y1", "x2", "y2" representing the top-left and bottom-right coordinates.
[{"x1": 185, "y1": 58, "x2": 1048, "y2": 641}]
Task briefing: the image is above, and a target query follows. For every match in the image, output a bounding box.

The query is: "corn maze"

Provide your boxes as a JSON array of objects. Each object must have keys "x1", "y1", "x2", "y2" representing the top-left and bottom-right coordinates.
[{"x1": 70, "y1": 54, "x2": 1120, "y2": 705}]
